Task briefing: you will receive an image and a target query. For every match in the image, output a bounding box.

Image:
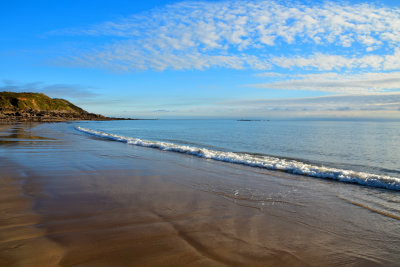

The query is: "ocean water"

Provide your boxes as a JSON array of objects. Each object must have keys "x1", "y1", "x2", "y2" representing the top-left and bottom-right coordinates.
[
  {"x1": 75, "y1": 119, "x2": 400, "y2": 191},
  {"x1": 3, "y1": 121, "x2": 400, "y2": 264}
]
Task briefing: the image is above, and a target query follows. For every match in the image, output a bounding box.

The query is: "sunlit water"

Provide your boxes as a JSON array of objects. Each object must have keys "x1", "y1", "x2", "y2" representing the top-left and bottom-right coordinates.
[
  {"x1": 73, "y1": 119, "x2": 400, "y2": 221},
  {"x1": 1, "y1": 121, "x2": 400, "y2": 260},
  {"x1": 2, "y1": 121, "x2": 400, "y2": 265},
  {"x1": 76, "y1": 119, "x2": 399, "y2": 182}
]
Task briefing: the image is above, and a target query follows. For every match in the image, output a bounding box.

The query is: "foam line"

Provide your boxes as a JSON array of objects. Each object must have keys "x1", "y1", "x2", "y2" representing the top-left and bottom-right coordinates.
[{"x1": 76, "y1": 126, "x2": 400, "y2": 191}]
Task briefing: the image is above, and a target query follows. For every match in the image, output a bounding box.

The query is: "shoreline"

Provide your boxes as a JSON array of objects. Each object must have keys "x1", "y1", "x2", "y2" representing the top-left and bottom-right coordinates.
[
  {"x1": 76, "y1": 125, "x2": 400, "y2": 192},
  {"x1": 0, "y1": 117, "x2": 143, "y2": 122},
  {"x1": 1, "y1": 122, "x2": 399, "y2": 266}
]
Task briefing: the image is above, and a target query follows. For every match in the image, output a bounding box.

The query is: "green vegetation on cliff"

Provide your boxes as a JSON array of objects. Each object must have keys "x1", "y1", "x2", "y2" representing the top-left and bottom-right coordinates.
[
  {"x1": 0, "y1": 92, "x2": 115, "y2": 121},
  {"x1": 0, "y1": 92, "x2": 86, "y2": 113}
]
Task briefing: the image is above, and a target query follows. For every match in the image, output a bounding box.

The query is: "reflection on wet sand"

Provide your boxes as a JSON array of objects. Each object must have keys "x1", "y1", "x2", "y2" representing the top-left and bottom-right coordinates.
[
  {"x1": 0, "y1": 158, "x2": 64, "y2": 266},
  {"x1": 0, "y1": 123, "x2": 55, "y2": 145},
  {"x1": 0, "y1": 123, "x2": 399, "y2": 266}
]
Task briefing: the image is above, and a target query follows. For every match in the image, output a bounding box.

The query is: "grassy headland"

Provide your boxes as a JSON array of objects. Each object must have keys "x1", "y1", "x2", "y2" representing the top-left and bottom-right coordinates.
[{"x1": 0, "y1": 92, "x2": 128, "y2": 122}]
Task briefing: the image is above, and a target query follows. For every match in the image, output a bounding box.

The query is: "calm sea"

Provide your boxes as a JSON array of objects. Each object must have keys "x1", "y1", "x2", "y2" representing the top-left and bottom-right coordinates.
[{"x1": 76, "y1": 119, "x2": 400, "y2": 191}]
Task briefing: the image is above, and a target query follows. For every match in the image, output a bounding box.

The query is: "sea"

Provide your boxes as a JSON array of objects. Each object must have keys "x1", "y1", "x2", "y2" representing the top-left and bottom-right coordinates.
[
  {"x1": 2, "y1": 118, "x2": 400, "y2": 262},
  {"x1": 75, "y1": 119, "x2": 400, "y2": 191}
]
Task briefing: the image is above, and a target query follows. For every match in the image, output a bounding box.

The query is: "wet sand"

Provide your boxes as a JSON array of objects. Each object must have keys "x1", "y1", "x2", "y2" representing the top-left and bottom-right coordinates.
[{"x1": 0, "y1": 122, "x2": 399, "y2": 266}]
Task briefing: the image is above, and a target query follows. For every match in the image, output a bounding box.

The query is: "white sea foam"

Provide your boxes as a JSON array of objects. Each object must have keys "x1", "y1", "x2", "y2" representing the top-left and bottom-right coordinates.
[{"x1": 75, "y1": 126, "x2": 400, "y2": 191}]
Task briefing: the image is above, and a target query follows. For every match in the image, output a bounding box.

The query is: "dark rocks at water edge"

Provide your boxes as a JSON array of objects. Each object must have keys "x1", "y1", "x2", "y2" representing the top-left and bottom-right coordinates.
[{"x1": 0, "y1": 92, "x2": 133, "y2": 122}]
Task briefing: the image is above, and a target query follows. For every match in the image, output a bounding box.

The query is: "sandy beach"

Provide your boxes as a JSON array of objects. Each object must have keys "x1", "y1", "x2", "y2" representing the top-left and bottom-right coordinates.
[{"x1": 1, "y1": 122, "x2": 399, "y2": 266}]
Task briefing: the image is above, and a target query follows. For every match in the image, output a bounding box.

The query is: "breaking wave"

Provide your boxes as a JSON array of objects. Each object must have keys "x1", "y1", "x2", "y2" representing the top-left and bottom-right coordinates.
[{"x1": 76, "y1": 126, "x2": 400, "y2": 191}]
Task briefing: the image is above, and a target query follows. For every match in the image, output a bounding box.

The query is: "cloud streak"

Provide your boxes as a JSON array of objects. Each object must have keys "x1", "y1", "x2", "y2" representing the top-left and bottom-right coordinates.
[
  {"x1": 270, "y1": 49, "x2": 400, "y2": 71},
  {"x1": 250, "y1": 72, "x2": 400, "y2": 94},
  {"x1": 57, "y1": 0, "x2": 400, "y2": 72},
  {"x1": 219, "y1": 93, "x2": 400, "y2": 117}
]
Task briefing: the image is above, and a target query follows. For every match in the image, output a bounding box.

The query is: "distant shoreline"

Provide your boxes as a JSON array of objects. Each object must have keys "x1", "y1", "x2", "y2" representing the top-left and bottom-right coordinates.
[{"x1": 0, "y1": 116, "x2": 149, "y2": 122}]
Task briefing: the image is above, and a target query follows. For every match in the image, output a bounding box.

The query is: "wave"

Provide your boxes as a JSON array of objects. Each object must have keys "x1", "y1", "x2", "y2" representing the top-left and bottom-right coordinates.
[{"x1": 75, "y1": 126, "x2": 400, "y2": 191}]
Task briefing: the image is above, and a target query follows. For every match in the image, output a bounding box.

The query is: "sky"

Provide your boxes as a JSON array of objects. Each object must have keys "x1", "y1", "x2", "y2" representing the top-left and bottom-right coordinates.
[{"x1": 1, "y1": 0, "x2": 400, "y2": 119}]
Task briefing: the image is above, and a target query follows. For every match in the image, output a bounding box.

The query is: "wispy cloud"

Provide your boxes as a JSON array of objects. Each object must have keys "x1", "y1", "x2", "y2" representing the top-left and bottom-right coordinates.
[
  {"x1": 0, "y1": 80, "x2": 98, "y2": 99},
  {"x1": 55, "y1": 0, "x2": 400, "y2": 72},
  {"x1": 249, "y1": 72, "x2": 400, "y2": 94},
  {"x1": 153, "y1": 109, "x2": 175, "y2": 113},
  {"x1": 270, "y1": 49, "x2": 400, "y2": 71},
  {"x1": 219, "y1": 93, "x2": 400, "y2": 117}
]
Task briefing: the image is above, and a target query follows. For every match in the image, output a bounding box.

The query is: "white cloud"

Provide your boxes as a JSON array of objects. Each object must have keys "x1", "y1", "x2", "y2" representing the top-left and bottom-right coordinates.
[
  {"x1": 57, "y1": 0, "x2": 400, "y2": 72},
  {"x1": 255, "y1": 72, "x2": 285, "y2": 78},
  {"x1": 250, "y1": 72, "x2": 400, "y2": 94},
  {"x1": 270, "y1": 49, "x2": 400, "y2": 71},
  {"x1": 71, "y1": 42, "x2": 271, "y2": 71},
  {"x1": 384, "y1": 48, "x2": 400, "y2": 70}
]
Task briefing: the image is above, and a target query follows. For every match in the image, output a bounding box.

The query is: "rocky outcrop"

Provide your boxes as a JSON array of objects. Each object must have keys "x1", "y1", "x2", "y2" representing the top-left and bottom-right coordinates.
[{"x1": 0, "y1": 109, "x2": 110, "y2": 122}]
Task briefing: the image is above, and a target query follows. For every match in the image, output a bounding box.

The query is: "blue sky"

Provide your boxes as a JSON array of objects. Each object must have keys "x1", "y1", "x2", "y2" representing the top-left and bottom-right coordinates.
[{"x1": 1, "y1": 0, "x2": 400, "y2": 118}]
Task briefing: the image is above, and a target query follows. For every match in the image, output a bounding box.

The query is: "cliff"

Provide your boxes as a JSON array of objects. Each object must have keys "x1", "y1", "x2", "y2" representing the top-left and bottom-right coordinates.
[{"x1": 0, "y1": 92, "x2": 123, "y2": 122}]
